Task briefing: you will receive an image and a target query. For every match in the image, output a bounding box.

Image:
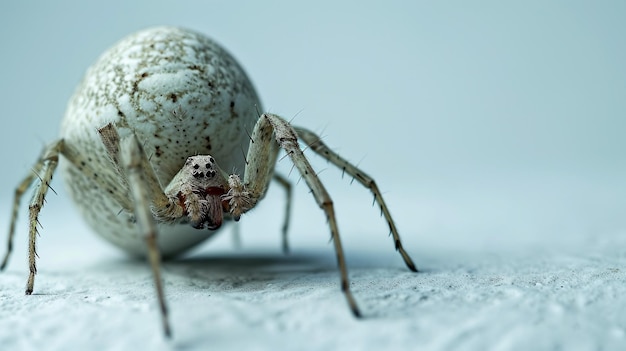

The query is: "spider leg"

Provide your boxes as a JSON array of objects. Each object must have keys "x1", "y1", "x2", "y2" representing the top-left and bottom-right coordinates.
[
  {"x1": 99, "y1": 123, "x2": 172, "y2": 337},
  {"x1": 228, "y1": 113, "x2": 361, "y2": 317},
  {"x1": 1, "y1": 136, "x2": 147, "y2": 293},
  {"x1": 1, "y1": 146, "x2": 47, "y2": 271},
  {"x1": 98, "y1": 124, "x2": 171, "y2": 211},
  {"x1": 0, "y1": 140, "x2": 64, "y2": 295},
  {"x1": 294, "y1": 127, "x2": 418, "y2": 272},
  {"x1": 24, "y1": 141, "x2": 65, "y2": 295},
  {"x1": 229, "y1": 173, "x2": 292, "y2": 253},
  {"x1": 273, "y1": 173, "x2": 292, "y2": 253}
]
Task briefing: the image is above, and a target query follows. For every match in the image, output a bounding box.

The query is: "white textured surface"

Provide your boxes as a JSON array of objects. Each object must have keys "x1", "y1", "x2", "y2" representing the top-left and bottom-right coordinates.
[{"x1": 1, "y1": 174, "x2": 625, "y2": 351}]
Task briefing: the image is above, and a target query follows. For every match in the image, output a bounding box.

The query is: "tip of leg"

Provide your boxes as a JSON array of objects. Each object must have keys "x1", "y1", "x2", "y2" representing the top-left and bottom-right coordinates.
[
  {"x1": 344, "y1": 289, "x2": 362, "y2": 319},
  {"x1": 164, "y1": 324, "x2": 172, "y2": 339},
  {"x1": 399, "y1": 249, "x2": 419, "y2": 272},
  {"x1": 1, "y1": 254, "x2": 10, "y2": 271},
  {"x1": 25, "y1": 289, "x2": 33, "y2": 295}
]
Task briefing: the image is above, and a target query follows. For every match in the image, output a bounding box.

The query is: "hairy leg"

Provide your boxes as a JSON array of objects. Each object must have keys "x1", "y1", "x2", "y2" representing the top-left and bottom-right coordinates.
[
  {"x1": 294, "y1": 127, "x2": 417, "y2": 272},
  {"x1": 226, "y1": 113, "x2": 362, "y2": 317}
]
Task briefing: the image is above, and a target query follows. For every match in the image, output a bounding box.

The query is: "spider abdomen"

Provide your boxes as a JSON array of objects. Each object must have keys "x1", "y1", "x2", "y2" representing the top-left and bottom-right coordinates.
[{"x1": 60, "y1": 27, "x2": 261, "y2": 257}]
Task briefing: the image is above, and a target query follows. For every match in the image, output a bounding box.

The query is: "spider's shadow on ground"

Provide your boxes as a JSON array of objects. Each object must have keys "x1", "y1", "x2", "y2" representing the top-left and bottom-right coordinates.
[
  {"x1": 170, "y1": 251, "x2": 334, "y2": 275},
  {"x1": 168, "y1": 247, "x2": 430, "y2": 294},
  {"x1": 78, "y1": 241, "x2": 431, "y2": 300},
  {"x1": 160, "y1": 249, "x2": 429, "y2": 319}
]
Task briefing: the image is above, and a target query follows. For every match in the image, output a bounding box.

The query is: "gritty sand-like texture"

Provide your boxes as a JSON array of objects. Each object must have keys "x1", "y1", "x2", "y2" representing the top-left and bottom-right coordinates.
[{"x1": 1, "y1": 175, "x2": 625, "y2": 351}]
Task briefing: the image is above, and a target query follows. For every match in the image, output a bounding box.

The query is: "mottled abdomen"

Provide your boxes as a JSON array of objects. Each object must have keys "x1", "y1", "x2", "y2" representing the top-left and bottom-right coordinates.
[{"x1": 60, "y1": 26, "x2": 262, "y2": 257}]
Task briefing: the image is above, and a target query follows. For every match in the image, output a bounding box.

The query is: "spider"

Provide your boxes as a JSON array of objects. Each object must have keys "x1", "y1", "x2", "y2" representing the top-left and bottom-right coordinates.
[{"x1": 1, "y1": 26, "x2": 417, "y2": 337}]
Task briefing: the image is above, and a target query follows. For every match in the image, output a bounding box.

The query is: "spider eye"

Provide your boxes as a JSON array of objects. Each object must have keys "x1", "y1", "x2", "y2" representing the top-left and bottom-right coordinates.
[
  {"x1": 193, "y1": 164, "x2": 200, "y2": 169},
  {"x1": 209, "y1": 157, "x2": 215, "y2": 163}
]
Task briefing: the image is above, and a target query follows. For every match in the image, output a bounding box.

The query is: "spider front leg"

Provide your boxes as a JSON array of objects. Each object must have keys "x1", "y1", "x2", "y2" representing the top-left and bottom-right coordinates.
[
  {"x1": 98, "y1": 124, "x2": 173, "y2": 337},
  {"x1": 98, "y1": 123, "x2": 231, "y2": 337},
  {"x1": 225, "y1": 113, "x2": 362, "y2": 317},
  {"x1": 294, "y1": 127, "x2": 418, "y2": 272}
]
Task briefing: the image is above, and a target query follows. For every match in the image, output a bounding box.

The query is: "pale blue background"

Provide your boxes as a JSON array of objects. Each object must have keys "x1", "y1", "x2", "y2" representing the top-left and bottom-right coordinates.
[{"x1": 1, "y1": 1, "x2": 625, "y2": 261}]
